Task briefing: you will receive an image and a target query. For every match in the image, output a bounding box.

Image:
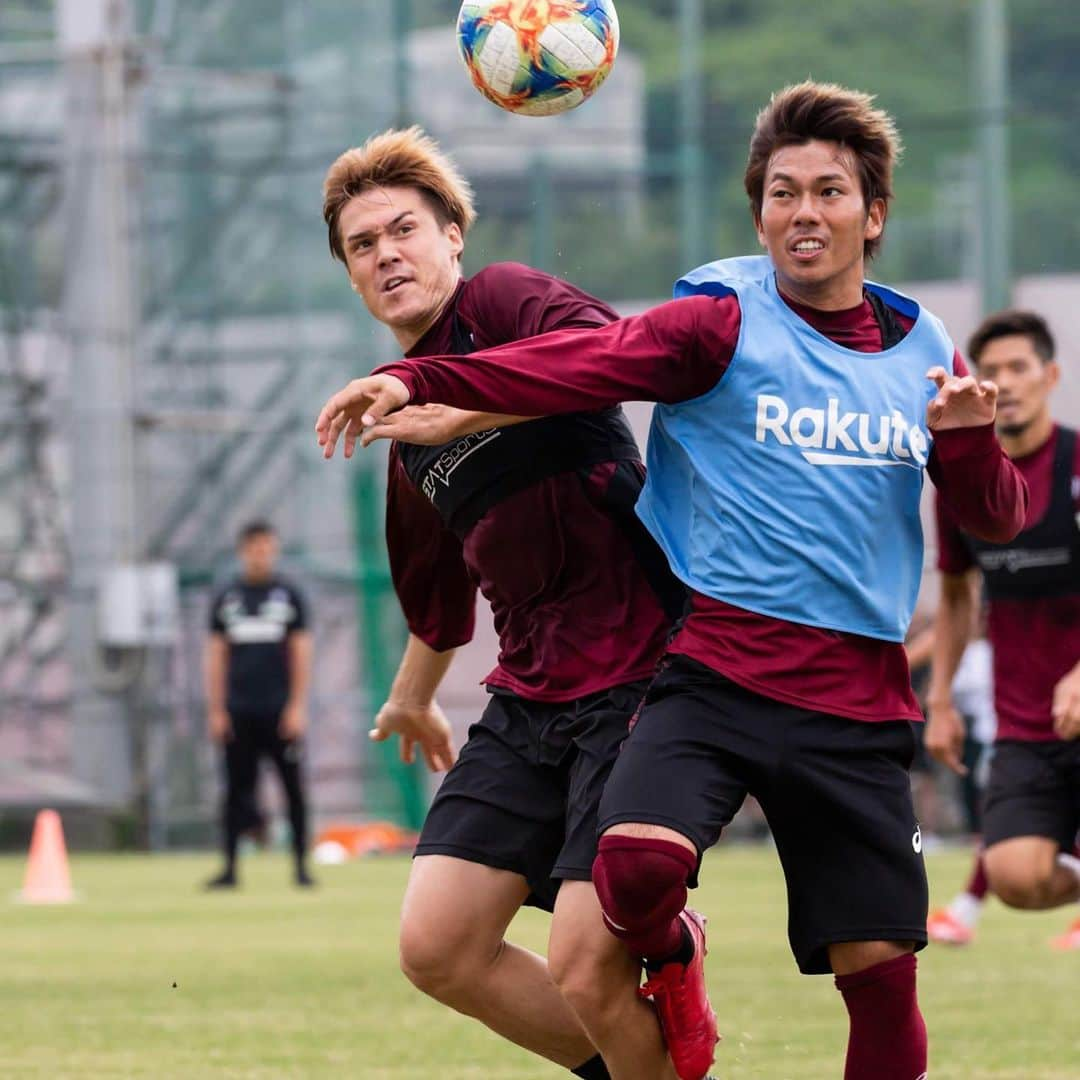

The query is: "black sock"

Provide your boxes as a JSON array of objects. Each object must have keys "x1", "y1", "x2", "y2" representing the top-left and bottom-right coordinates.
[
  {"x1": 644, "y1": 920, "x2": 694, "y2": 973},
  {"x1": 570, "y1": 1055, "x2": 610, "y2": 1080}
]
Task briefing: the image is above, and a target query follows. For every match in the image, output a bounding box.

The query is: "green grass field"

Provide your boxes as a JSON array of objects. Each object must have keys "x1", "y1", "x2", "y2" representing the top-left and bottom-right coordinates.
[{"x1": 1, "y1": 848, "x2": 1077, "y2": 1079}]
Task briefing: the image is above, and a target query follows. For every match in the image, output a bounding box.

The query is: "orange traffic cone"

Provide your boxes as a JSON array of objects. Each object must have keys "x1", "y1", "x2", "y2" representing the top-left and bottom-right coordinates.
[{"x1": 18, "y1": 809, "x2": 74, "y2": 904}]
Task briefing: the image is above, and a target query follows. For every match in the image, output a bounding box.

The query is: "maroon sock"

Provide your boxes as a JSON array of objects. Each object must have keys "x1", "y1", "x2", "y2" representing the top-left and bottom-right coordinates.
[
  {"x1": 835, "y1": 953, "x2": 927, "y2": 1080},
  {"x1": 966, "y1": 851, "x2": 989, "y2": 901}
]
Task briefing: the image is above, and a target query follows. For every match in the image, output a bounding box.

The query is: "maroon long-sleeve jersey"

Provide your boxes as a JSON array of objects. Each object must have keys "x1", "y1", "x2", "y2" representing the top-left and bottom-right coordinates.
[
  {"x1": 387, "y1": 262, "x2": 678, "y2": 702},
  {"x1": 380, "y1": 289, "x2": 1028, "y2": 723},
  {"x1": 937, "y1": 425, "x2": 1080, "y2": 740}
]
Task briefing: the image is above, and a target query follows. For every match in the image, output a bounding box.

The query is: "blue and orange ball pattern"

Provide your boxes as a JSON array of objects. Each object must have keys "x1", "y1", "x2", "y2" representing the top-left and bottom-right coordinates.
[{"x1": 457, "y1": 1, "x2": 620, "y2": 116}]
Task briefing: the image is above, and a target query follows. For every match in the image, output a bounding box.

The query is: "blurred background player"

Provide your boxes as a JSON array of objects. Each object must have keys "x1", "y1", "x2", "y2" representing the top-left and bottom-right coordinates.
[
  {"x1": 914, "y1": 598, "x2": 998, "y2": 945},
  {"x1": 315, "y1": 82, "x2": 1029, "y2": 1080},
  {"x1": 926, "y1": 309, "x2": 1080, "y2": 950},
  {"x1": 204, "y1": 521, "x2": 314, "y2": 889},
  {"x1": 321, "y1": 128, "x2": 687, "y2": 1080}
]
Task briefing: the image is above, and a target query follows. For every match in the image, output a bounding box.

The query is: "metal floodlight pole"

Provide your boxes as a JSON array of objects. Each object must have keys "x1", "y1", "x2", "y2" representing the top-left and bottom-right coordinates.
[
  {"x1": 973, "y1": 0, "x2": 1012, "y2": 314},
  {"x1": 530, "y1": 154, "x2": 553, "y2": 273},
  {"x1": 679, "y1": 0, "x2": 707, "y2": 273},
  {"x1": 394, "y1": 0, "x2": 413, "y2": 126},
  {"x1": 58, "y1": 0, "x2": 145, "y2": 817},
  {"x1": 353, "y1": 0, "x2": 426, "y2": 830}
]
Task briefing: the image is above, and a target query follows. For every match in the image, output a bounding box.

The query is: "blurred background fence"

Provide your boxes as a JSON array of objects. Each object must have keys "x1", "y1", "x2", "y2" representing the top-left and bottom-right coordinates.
[{"x1": 1, "y1": 0, "x2": 1077, "y2": 848}]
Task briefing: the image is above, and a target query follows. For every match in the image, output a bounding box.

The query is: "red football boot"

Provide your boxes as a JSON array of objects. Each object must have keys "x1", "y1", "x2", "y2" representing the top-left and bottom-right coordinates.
[{"x1": 638, "y1": 909, "x2": 719, "y2": 1080}]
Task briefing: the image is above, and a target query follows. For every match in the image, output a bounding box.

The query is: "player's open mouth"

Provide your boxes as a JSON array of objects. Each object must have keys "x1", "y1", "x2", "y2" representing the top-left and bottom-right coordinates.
[
  {"x1": 383, "y1": 277, "x2": 410, "y2": 294},
  {"x1": 790, "y1": 238, "x2": 826, "y2": 260}
]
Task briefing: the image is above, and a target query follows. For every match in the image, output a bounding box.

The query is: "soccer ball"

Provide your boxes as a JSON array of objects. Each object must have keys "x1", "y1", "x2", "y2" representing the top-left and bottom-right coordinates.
[{"x1": 456, "y1": 1, "x2": 620, "y2": 117}]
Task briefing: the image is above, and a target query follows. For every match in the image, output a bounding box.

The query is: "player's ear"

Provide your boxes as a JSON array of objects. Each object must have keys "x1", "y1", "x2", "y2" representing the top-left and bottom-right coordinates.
[
  {"x1": 865, "y1": 197, "x2": 886, "y2": 241},
  {"x1": 445, "y1": 222, "x2": 464, "y2": 260},
  {"x1": 1044, "y1": 359, "x2": 1061, "y2": 392},
  {"x1": 753, "y1": 211, "x2": 766, "y2": 249}
]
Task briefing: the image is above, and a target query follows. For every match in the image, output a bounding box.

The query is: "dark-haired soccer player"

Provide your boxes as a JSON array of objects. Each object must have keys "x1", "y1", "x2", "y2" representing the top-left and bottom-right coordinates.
[
  {"x1": 925, "y1": 309, "x2": 1080, "y2": 951},
  {"x1": 316, "y1": 83, "x2": 1028, "y2": 1079},
  {"x1": 320, "y1": 127, "x2": 687, "y2": 1080}
]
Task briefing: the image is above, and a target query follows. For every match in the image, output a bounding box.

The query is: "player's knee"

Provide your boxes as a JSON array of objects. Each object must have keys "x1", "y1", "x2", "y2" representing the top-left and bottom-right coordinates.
[
  {"x1": 989, "y1": 878, "x2": 1040, "y2": 910},
  {"x1": 398, "y1": 920, "x2": 466, "y2": 998},
  {"x1": 548, "y1": 936, "x2": 593, "y2": 1012},
  {"x1": 985, "y1": 851, "x2": 1055, "y2": 910},
  {"x1": 549, "y1": 921, "x2": 617, "y2": 1017},
  {"x1": 399, "y1": 912, "x2": 502, "y2": 1001},
  {"x1": 987, "y1": 866, "x2": 1052, "y2": 910},
  {"x1": 592, "y1": 834, "x2": 695, "y2": 935}
]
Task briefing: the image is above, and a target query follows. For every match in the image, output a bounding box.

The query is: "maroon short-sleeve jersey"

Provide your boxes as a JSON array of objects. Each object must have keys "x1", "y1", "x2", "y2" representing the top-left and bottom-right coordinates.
[
  {"x1": 387, "y1": 263, "x2": 677, "y2": 701},
  {"x1": 937, "y1": 425, "x2": 1080, "y2": 740}
]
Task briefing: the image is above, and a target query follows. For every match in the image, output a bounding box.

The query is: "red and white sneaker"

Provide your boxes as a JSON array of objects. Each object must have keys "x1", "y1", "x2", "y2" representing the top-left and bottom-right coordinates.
[
  {"x1": 1050, "y1": 916, "x2": 1080, "y2": 951},
  {"x1": 927, "y1": 907, "x2": 975, "y2": 946},
  {"x1": 638, "y1": 909, "x2": 719, "y2": 1080}
]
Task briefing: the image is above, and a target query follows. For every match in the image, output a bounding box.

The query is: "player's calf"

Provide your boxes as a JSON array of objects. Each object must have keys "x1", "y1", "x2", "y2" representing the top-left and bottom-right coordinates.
[
  {"x1": 550, "y1": 881, "x2": 681, "y2": 1080},
  {"x1": 835, "y1": 950, "x2": 927, "y2": 1080},
  {"x1": 548, "y1": 908, "x2": 628, "y2": 1032}
]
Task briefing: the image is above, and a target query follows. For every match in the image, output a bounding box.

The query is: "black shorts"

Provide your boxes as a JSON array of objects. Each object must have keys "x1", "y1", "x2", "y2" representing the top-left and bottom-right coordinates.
[
  {"x1": 983, "y1": 739, "x2": 1080, "y2": 851},
  {"x1": 415, "y1": 680, "x2": 647, "y2": 912},
  {"x1": 598, "y1": 655, "x2": 928, "y2": 974}
]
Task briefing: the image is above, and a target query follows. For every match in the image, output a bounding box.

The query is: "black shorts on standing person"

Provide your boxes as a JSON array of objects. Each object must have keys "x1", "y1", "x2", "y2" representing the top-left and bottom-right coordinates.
[{"x1": 204, "y1": 521, "x2": 314, "y2": 889}]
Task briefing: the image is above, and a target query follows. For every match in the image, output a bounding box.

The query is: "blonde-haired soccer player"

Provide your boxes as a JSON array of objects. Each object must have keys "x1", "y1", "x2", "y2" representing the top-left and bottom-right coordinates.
[{"x1": 322, "y1": 127, "x2": 689, "y2": 1080}]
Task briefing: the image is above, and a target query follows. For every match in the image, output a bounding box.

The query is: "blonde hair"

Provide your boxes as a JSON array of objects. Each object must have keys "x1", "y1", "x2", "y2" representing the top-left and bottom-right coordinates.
[
  {"x1": 744, "y1": 82, "x2": 903, "y2": 260},
  {"x1": 322, "y1": 126, "x2": 477, "y2": 263}
]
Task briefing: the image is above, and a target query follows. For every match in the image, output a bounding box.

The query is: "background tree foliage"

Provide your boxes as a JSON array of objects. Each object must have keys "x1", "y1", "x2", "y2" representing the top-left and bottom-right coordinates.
[{"x1": 4, "y1": 1, "x2": 1077, "y2": 314}]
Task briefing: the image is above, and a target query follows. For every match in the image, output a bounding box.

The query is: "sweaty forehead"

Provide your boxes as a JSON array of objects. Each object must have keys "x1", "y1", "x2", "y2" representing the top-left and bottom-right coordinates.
[{"x1": 766, "y1": 140, "x2": 859, "y2": 181}]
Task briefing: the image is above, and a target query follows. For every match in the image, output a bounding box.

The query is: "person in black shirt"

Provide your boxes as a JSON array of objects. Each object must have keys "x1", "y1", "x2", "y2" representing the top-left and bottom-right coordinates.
[{"x1": 204, "y1": 521, "x2": 314, "y2": 888}]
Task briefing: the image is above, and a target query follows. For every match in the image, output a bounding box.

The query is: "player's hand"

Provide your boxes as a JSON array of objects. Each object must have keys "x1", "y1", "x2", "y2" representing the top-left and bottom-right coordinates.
[
  {"x1": 924, "y1": 699, "x2": 968, "y2": 775},
  {"x1": 359, "y1": 404, "x2": 478, "y2": 447},
  {"x1": 1052, "y1": 665, "x2": 1080, "y2": 740},
  {"x1": 315, "y1": 374, "x2": 411, "y2": 459},
  {"x1": 925, "y1": 367, "x2": 999, "y2": 431},
  {"x1": 370, "y1": 699, "x2": 457, "y2": 773},
  {"x1": 279, "y1": 702, "x2": 308, "y2": 740},
  {"x1": 208, "y1": 708, "x2": 231, "y2": 744}
]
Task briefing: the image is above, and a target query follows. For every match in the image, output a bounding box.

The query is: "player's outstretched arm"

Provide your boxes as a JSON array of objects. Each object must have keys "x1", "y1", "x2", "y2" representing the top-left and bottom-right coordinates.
[
  {"x1": 377, "y1": 297, "x2": 732, "y2": 417},
  {"x1": 370, "y1": 633, "x2": 458, "y2": 773},
  {"x1": 315, "y1": 373, "x2": 411, "y2": 459},
  {"x1": 359, "y1": 404, "x2": 530, "y2": 448}
]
